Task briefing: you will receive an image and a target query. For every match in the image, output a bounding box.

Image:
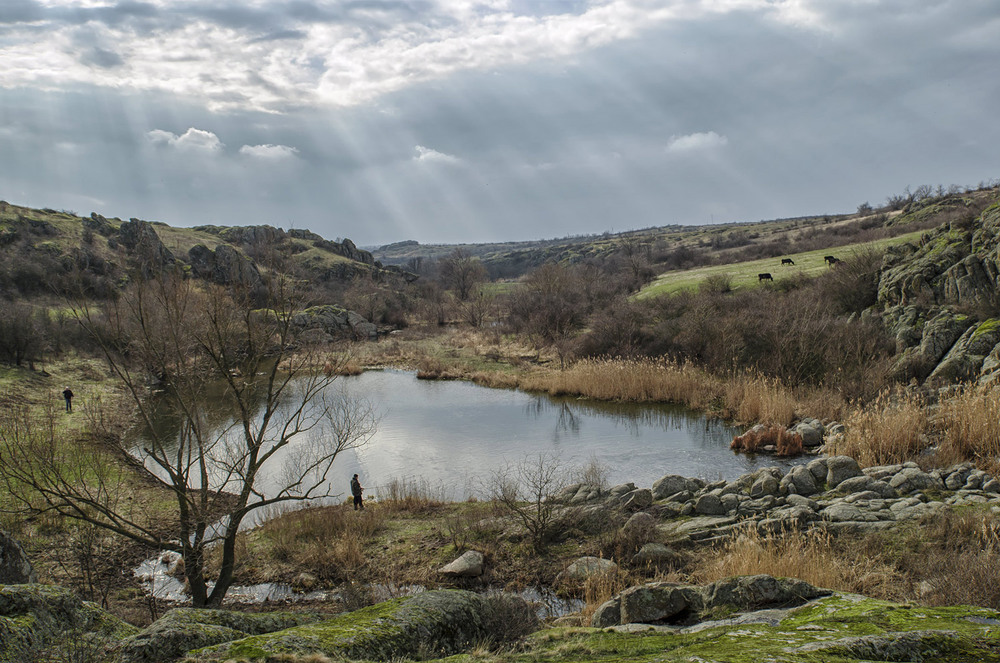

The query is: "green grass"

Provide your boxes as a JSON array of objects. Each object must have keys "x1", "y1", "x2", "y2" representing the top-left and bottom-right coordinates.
[{"x1": 637, "y1": 230, "x2": 926, "y2": 298}]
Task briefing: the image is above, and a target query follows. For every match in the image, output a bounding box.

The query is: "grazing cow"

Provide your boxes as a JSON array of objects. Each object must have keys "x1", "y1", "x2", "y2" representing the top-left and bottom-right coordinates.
[
  {"x1": 781, "y1": 258, "x2": 795, "y2": 266},
  {"x1": 758, "y1": 273, "x2": 773, "y2": 282},
  {"x1": 824, "y1": 255, "x2": 838, "y2": 265}
]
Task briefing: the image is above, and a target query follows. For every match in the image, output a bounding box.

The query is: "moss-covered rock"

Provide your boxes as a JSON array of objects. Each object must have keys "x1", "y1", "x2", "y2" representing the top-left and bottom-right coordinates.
[
  {"x1": 189, "y1": 589, "x2": 537, "y2": 661},
  {"x1": 441, "y1": 593, "x2": 1000, "y2": 663},
  {"x1": 113, "y1": 607, "x2": 327, "y2": 663},
  {"x1": 0, "y1": 584, "x2": 138, "y2": 663}
]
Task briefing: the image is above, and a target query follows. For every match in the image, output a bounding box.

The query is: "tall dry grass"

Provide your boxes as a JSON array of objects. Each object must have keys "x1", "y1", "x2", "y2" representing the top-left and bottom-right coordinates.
[
  {"x1": 826, "y1": 389, "x2": 928, "y2": 466},
  {"x1": 376, "y1": 476, "x2": 450, "y2": 513},
  {"x1": 689, "y1": 525, "x2": 900, "y2": 599},
  {"x1": 936, "y1": 384, "x2": 1000, "y2": 471},
  {"x1": 723, "y1": 374, "x2": 796, "y2": 426},
  {"x1": 256, "y1": 505, "x2": 385, "y2": 580}
]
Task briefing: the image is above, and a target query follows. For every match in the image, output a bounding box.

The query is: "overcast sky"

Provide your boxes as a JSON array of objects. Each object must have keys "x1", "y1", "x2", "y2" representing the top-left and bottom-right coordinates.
[{"x1": 0, "y1": 1, "x2": 997, "y2": 246}]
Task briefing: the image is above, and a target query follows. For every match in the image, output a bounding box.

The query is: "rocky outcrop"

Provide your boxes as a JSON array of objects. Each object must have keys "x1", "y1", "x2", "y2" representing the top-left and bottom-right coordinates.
[
  {"x1": 0, "y1": 532, "x2": 36, "y2": 584},
  {"x1": 312, "y1": 237, "x2": 375, "y2": 265},
  {"x1": 113, "y1": 608, "x2": 325, "y2": 663},
  {"x1": 193, "y1": 589, "x2": 537, "y2": 661},
  {"x1": 290, "y1": 304, "x2": 378, "y2": 341},
  {"x1": 0, "y1": 584, "x2": 138, "y2": 663},
  {"x1": 187, "y1": 244, "x2": 263, "y2": 289},
  {"x1": 927, "y1": 318, "x2": 1000, "y2": 383},
  {"x1": 556, "y1": 461, "x2": 1000, "y2": 548},
  {"x1": 592, "y1": 574, "x2": 829, "y2": 628},
  {"x1": 116, "y1": 218, "x2": 176, "y2": 277}
]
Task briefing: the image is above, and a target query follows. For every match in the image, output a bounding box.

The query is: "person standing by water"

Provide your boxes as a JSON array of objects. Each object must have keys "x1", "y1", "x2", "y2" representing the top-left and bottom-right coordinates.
[
  {"x1": 351, "y1": 473, "x2": 364, "y2": 511},
  {"x1": 62, "y1": 387, "x2": 74, "y2": 413}
]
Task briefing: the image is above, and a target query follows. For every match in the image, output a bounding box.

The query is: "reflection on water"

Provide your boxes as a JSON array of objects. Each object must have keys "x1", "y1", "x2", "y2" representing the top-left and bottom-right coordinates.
[{"x1": 139, "y1": 368, "x2": 807, "y2": 502}]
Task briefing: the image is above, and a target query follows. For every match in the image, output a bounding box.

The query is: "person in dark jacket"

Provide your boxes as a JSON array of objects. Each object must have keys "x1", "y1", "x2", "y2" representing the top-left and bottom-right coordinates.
[
  {"x1": 350, "y1": 474, "x2": 364, "y2": 511},
  {"x1": 62, "y1": 387, "x2": 74, "y2": 413}
]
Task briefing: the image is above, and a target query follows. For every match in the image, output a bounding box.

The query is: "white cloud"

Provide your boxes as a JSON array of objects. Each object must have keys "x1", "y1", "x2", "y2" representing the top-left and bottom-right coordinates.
[
  {"x1": 414, "y1": 145, "x2": 460, "y2": 163},
  {"x1": 147, "y1": 128, "x2": 224, "y2": 152},
  {"x1": 666, "y1": 131, "x2": 729, "y2": 153},
  {"x1": 239, "y1": 143, "x2": 299, "y2": 159}
]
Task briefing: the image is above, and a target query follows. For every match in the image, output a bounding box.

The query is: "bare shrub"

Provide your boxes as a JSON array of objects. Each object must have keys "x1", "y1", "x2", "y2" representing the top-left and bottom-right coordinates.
[
  {"x1": 488, "y1": 453, "x2": 568, "y2": 552},
  {"x1": 573, "y1": 455, "x2": 610, "y2": 492},
  {"x1": 828, "y1": 389, "x2": 928, "y2": 466}
]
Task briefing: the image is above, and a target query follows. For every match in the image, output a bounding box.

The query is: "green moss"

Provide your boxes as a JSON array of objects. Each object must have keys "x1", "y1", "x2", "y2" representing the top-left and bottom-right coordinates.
[{"x1": 972, "y1": 318, "x2": 1000, "y2": 340}]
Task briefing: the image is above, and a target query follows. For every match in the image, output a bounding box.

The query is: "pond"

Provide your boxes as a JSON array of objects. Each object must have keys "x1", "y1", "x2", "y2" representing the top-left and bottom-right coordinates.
[
  {"x1": 138, "y1": 368, "x2": 808, "y2": 502},
  {"x1": 326, "y1": 369, "x2": 804, "y2": 500}
]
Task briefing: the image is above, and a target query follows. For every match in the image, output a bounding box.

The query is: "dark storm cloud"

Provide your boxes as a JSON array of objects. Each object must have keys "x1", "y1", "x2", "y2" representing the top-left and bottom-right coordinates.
[{"x1": 0, "y1": 1, "x2": 997, "y2": 245}]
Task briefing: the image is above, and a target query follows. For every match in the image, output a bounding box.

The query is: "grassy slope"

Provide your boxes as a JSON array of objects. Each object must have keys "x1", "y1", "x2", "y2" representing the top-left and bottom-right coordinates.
[{"x1": 637, "y1": 230, "x2": 925, "y2": 298}]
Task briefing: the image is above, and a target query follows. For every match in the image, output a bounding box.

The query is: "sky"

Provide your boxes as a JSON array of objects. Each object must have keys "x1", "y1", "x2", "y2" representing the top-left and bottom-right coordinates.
[{"x1": 0, "y1": 1, "x2": 997, "y2": 247}]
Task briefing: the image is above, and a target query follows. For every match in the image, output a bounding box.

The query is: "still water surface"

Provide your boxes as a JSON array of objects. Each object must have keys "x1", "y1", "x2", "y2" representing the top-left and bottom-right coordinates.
[{"x1": 331, "y1": 369, "x2": 803, "y2": 500}]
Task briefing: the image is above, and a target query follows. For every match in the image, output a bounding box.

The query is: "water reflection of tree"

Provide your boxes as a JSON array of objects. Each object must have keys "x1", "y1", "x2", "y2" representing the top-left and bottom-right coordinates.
[{"x1": 524, "y1": 392, "x2": 740, "y2": 442}]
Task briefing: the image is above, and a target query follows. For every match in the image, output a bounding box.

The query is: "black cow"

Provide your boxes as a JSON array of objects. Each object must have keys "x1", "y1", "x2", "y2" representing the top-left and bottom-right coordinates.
[
  {"x1": 758, "y1": 273, "x2": 773, "y2": 282},
  {"x1": 824, "y1": 255, "x2": 838, "y2": 265},
  {"x1": 781, "y1": 258, "x2": 795, "y2": 266}
]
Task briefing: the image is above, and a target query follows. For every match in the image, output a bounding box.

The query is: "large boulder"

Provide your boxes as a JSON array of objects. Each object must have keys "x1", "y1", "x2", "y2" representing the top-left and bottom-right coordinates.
[
  {"x1": 652, "y1": 475, "x2": 703, "y2": 500},
  {"x1": 193, "y1": 590, "x2": 537, "y2": 661},
  {"x1": 701, "y1": 575, "x2": 828, "y2": 612},
  {"x1": 619, "y1": 582, "x2": 700, "y2": 625},
  {"x1": 826, "y1": 455, "x2": 863, "y2": 488},
  {"x1": 113, "y1": 608, "x2": 324, "y2": 663},
  {"x1": 0, "y1": 584, "x2": 138, "y2": 663},
  {"x1": 0, "y1": 532, "x2": 36, "y2": 584},
  {"x1": 439, "y1": 550, "x2": 485, "y2": 578}
]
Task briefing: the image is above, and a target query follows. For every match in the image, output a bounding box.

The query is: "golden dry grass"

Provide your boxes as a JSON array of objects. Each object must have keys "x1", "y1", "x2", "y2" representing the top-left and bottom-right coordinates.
[
  {"x1": 826, "y1": 389, "x2": 928, "y2": 466},
  {"x1": 689, "y1": 525, "x2": 901, "y2": 599},
  {"x1": 936, "y1": 383, "x2": 1000, "y2": 471}
]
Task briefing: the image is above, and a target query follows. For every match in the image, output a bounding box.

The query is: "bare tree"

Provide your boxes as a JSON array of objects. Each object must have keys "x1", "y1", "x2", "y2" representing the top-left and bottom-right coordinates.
[
  {"x1": 0, "y1": 272, "x2": 376, "y2": 607},
  {"x1": 507, "y1": 263, "x2": 587, "y2": 368},
  {"x1": 438, "y1": 248, "x2": 487, "y2": 301},
  {"x1": 488, "y1": 453, "x2": 568, "y2": 552}
]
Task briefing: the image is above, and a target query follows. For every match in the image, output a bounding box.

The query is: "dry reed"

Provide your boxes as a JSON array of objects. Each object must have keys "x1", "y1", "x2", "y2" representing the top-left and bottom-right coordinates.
[
  {"x1": 690, "y1": 525, "x2": 897, "y2": 597},
  {"x1": 936, "y1": 383, "x2": 1000, "y2": 469},
  {"x1": 827, "y1": 389, "x2": 928, "y2": 466}
]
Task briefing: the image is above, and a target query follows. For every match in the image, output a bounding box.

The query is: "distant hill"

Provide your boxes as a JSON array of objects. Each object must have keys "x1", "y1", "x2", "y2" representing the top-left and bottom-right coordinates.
[
  {"x1": 0, "y1": 202, "x2": 405, "y2": 301},
  {"x1": 372, "y1": 187, "x2": 999, "y2": 280}
]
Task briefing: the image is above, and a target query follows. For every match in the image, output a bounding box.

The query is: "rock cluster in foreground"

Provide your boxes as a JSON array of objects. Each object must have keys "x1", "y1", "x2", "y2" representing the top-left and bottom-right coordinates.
[{"x1": 555, "y1": 457, "x2": 1000, "y2": 545}]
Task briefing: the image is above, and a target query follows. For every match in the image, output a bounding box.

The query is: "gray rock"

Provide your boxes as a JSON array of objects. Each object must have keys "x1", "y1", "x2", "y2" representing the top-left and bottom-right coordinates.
[
  {"x1": 559, "y1": 557, "x2": 618, "y2": 582},
  {"x1": 791, "y1": 419, "x2": 824, "y2": 447},
  {"x1": 781, "y1": 465, "x2": 819, "y2": 496},
  {"x1": 619, "y1": 583, "x2": 697, "y2": 624},
  {"x1": 0, "y1": 584, "x2": 138, "y2": 662},
  {"x1": 806, "y1": 457, "x2": 829, "y2": 483},
  {"x1": 622, "y1": 512, "x2": 656, "y2": 534},
  {"x1": 701, "y1": 575, "x2": 828, "y2": 611},
  {"x1": 826, "y1": 455, "x2": 863, "y2": 488},
  {"x1": 821, "y1": 502, "x2": 866, "y2": 522},
  {"x1": 795, "y1": 629, "x2": 968, "y2": 661},
  {"x1": 591, "y1": 597, "x2": 621, "y2": 628},
  {"x1": 631, "y1": 543, "x2": 680, "y2": 569},
  {"x1": 694, "y1": 494, "x2": 727, "y2": 515},
  {"x1": 114, "y1": 608, "x2": 323, "y2": 663},
  {"x1": 196, "y1": 590, "x2": 537, "y2": 661},
  {"x1": 890, "y1": 467, "x2": 944, "y2": 493},
  {"x1": 439, "y1": 550, "x2": 485, "y2": 578},
  {"x1": 983, "y1": 479, "x2": 1000, "y2": 494},
  {"x1": 719, "y1": 494, "x2": 741, "y2": 513},
  {"x1": 784, "y1": 493, "x2": 819, "y2": 510},
  {"x1": 609, "y1": 483, "x2": 637, "y2": 498},
  {"x1": 750, "y1": 475, "x2": 780, "y2": 498},
  {"x1": 620, "y1": 488, "x2": 653, "y2": 511},
  {"x1": 652, "y1": 475, "x2": 702, "y2": 500},
  {"x1": 0, "y1": 531, "x2": 36, "y2": 584}
]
